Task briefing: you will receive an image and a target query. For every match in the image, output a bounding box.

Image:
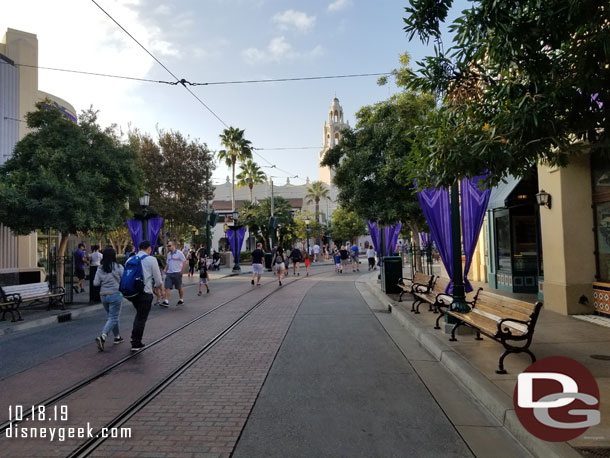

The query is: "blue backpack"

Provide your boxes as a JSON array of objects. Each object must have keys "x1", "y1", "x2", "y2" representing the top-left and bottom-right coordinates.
[{"x1": 119, "y1": 254, "x2": 148, "y2": 300}]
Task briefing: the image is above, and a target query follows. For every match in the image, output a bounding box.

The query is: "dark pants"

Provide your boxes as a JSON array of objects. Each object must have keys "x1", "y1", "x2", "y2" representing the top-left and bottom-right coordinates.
[
  {"x1": 368, "y1": 258, "x2": 376, "y2": 269},
  {"x1": 89, "y1": 266, "x2": 101, "y2": 303},
  {"x1": 131, "y1": 292, "x2": 153, "y2": 345}
]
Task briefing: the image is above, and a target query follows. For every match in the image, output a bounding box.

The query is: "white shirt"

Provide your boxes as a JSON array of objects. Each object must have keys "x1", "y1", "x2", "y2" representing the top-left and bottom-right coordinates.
[
  {"x1": 166, "y1": 250, "x2": 186, "y2": 273},
  {"x1": 90, "y1": 251, "x2": 103, "y2": 266},
  {"x1": 366, "y1": 248, "x2": 375, "y2": 258},
  {"x1": 313, "y1": 244, "x2": 320, "y2": 254}
]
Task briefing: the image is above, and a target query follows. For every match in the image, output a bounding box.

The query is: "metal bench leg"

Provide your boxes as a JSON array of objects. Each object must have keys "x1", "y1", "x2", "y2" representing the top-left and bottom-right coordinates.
[
  {"x1": 475, "y1": 331, "x2": 483, "y2": 341},
  {"x1": 399, "y1": 291, "x2": 404, "y2": 302},
  {"x1": 410, "y1": 299, "x2": 418, "y2": 313},
  {"x1": 434, "y1": 310, "x2": 445, "y2": 330},
  {"x1": 496, "y1": 349, "x2": 511, "y2": 374},
  {"x1": 523, "y1": 348, "x2": 536, "y2": 364},
  {"x1": 413, "y1": 300, "x2": 422, "y2": 314},
  {"x1": 449, "y1": 321, "x2": 463, "y2": 341}
]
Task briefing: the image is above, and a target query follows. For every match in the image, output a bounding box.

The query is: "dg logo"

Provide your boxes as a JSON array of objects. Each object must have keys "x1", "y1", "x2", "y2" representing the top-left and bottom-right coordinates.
[{"x1": 514, "y1": 356, "x2": 601, "y2": 442}]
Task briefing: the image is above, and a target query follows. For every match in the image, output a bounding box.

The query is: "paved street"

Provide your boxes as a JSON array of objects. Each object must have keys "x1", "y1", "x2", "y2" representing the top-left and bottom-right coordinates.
[{"x1": 0, "y1": 264, "x2": 533, "y2": 457}]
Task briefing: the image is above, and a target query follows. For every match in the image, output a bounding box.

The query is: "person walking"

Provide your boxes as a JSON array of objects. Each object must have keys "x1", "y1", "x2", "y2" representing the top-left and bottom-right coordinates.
[
  {"x1": 290, "y1": 245, "x2": 302, "y2": 276},
  {"x1": 89, "y1": 245, "x2": 103, "y2": 303},
  {"x1": 251, "y1": 242, "x2": 265, "y2": 286},
  {"x1": 313, "y1": 243, "x2": 320, "y2": 262},
  {"x1": 350, "y1": 242, "x2": 360, "y2": 273},
  {"x1": 94, "y1": 247, "x2": 124, "y2": 351},
  {"x1": 273, "y1": 247, "x2": 286, "y2": 286},
  {"x1": 73, "y1": 243, "x2": 88, "y2": 294},
  {"x1": 187, "y1": 249, "x2": 197, "y2": 277},
  {"x1": 367, "y1": 246, "x2": 376, "y2": 271},
  {"x1": 129, "y1": 240, "x2": 163, "y2": 352},
  {"x1": 339, "y1": 245, "x2": 350, "y2": 272},
  {"x1": 334, "y1": 248, "x2": 342, "y2": 273},
  {"x1": 161, "y1": 241, "x2": 187, "y2": 307},
  {"x1": 303, "y1": 251, "x2": 311, "y2": 276},
  {"x1": 197, "y1": 256, "x2": 210, "y2": 295},
  {"x1": 284, "y1": 247, "x2": 291, "y2": 275}
]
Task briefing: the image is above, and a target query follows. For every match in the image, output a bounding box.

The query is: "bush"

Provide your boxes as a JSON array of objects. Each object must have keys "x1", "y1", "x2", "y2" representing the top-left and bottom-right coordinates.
[{"x1": 239, "y1": 250, "x2": 252, "y2": 263}]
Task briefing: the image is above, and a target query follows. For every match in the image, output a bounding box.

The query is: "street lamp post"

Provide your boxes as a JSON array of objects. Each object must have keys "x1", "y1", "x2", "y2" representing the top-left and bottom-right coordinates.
[
  {"x1": 139, "y1": 192, "x2": 150, "y2": 242},
  {"x1": 449, "y1": 182, "x2": 468, "y2": 314},
  {"x1": 232, "y1": 211, "x2": 241, "y2": 272}
]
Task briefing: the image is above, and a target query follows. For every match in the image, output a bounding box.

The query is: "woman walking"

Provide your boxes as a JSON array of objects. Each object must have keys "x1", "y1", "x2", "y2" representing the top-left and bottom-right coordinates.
[
  {"x1": 188, "y1": 249, "x2": 198, "y2": 277},
  {"x1": 303, "y1": 251, "x2": 311, "y2": 276},
  {"x1": 94, "y1": 247, "x2": 125, "y2": 351},
  {"x1": 274, "y1": 247, "x2": 286, "y2": 286}
]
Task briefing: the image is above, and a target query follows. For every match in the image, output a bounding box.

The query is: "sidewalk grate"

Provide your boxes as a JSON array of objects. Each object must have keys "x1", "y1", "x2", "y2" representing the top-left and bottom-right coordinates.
[{"x1": 578, "y1": 448, "x2": 610, "y2": 458}]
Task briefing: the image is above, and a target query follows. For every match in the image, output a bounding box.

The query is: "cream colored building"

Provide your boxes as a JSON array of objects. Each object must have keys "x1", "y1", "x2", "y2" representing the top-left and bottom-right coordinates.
[{"x1": 0, "y1": 28, "x2": 77, "y2": 285}]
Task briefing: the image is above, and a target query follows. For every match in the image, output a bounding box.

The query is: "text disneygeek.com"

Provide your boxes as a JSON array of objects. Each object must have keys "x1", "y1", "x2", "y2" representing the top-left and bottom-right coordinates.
[{"x1": 5, "y1": 405, "x2": 131, "y2": 442}]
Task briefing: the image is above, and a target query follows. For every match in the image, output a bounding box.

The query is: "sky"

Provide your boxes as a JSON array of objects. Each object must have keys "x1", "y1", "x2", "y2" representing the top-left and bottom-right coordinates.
[{"x1": 2, "y1": 0, "x2": 464, "y2": 186}]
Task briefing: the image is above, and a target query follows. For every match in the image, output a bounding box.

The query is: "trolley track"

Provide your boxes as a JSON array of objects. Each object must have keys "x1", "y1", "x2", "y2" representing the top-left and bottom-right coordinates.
[{"x1": 0, "y1": 266, "x2": 333, "y2": 443}]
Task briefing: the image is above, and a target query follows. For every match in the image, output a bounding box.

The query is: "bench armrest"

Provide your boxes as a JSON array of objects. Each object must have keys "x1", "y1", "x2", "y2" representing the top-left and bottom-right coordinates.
[
  {"x1": 1, "y1": 292, "x2": 22, "y2": 303},
  {"x1": 397, "y1": 278, "x2": 412, "y2": 286},
  {"x1": 435, "y1": 293, "x2": 454, "y2": 307},
  {"x1": 49, "y1": 286, "x2": 66, "y2": 295},
  {"x1": 497, "y1": 317, "x2": 530, "y2": 337},
  {"x1": 413, "y1": 283, "x2": 431, "y2": 293}
]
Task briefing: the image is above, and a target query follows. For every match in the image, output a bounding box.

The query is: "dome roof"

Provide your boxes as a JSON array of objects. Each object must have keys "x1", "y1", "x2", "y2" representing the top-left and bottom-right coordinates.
[{"x1": 330, "y1": 97, "x2": 342, "y2": 110}]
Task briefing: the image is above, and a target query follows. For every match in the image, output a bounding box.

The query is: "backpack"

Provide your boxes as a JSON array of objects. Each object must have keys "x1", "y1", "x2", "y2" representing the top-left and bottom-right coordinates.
[{"x1": 119, "y1": 254, "x2": 148, "y2": 300}]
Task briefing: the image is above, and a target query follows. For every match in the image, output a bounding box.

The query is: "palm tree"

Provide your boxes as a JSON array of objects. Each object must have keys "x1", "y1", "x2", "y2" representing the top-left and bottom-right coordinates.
[
  {"x1": 236, "y1": 159, "x2": 267, "y2": 202},
  {"x1": 305, "y1": 181, "x2": 330, "y2": 223},
  {"x1": 218, "y1": 127, "x2": 253, "y2": 211}
]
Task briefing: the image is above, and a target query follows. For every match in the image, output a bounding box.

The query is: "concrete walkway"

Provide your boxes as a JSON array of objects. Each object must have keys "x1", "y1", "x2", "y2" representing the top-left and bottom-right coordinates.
[
  {"x1": 233, "y1": 274, "x2": 530, "y2": 458},
  {"x1": 363, "y1": 271, "x2": 610, "y2": 457}
]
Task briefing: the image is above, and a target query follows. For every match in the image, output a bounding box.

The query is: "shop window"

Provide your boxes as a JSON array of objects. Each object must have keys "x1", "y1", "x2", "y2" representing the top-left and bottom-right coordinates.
[
  {"x1": 593, "y1": 153, "x2": 610, "y2": 282},
  {"x1": 495, "y1": 211, "x2": 511, "y2": 271}
]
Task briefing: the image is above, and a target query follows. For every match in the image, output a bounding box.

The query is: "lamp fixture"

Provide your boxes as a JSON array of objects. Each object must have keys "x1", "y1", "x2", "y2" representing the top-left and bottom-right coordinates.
[
  {"x1": 232, "y1": 211, "x2": 239, "y2": 222},
  {"x1": 535, "y1": 190, "x2": 551, "y2": 209},
  {"x1": 139, "y1": 192, "x2": 150, "y2": 209}
]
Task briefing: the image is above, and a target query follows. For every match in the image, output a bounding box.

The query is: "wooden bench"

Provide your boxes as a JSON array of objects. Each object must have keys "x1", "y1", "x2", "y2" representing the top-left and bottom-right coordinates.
[
  {"x1": 412, "y1": 277, "x2": 450, "y2": 314},
  {"x1": 444, "y1": 289, "x2": 543, "y2": 374},
  {"x1": 0, "y1": 289, "x2": 23, "y2": 322},
  {"x1": 397, "y1": 272, "x2": 434, "y2": 303},
  {"x1": 1, "y1": 282, "x2": 66, "y2": 314}
]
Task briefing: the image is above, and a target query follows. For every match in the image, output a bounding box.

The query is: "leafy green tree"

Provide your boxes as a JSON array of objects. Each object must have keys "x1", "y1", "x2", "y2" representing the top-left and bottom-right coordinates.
[
  {"x1": 236, "y1": 159, "x2": 267, "y2": 202},
  {"x1": 321, "y1": 90, "x2": 433, "y2": 243},
  {"x1": 0, "y1": 102, "x2": 142, "y2": 283},
  {"x1": 292, "y1": 210, "x2": 325, "y2": 245},
  {"x1": 130, "y1": 129, "x2": 215, "y2": 242},
  {"x1": 305, "y1": 181, "x2": 330, "y2": 223},
  {"x1": 401, "y1": 0, "x2": 609, "y2": 187},
  {"x1": 218, "y1": 127, "x2": 253, "y2": 211},
  {"x1": 238, "y1": 196, "x2": 293, "y2": 250},
  {"x1": 329, "y1": 208, "x2": 366, "y2": 246}
]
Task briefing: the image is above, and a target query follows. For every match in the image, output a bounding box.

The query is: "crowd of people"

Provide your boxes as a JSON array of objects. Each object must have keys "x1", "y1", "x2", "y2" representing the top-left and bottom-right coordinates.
[{"x1": 74, "y1": 238, "x2": 378, "y2": 353}]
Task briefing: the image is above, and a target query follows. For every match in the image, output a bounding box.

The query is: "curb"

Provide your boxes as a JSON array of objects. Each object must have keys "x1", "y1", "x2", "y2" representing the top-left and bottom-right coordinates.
[{"x1": 362, "y1": 278, "x2": 582, "y2": 458}]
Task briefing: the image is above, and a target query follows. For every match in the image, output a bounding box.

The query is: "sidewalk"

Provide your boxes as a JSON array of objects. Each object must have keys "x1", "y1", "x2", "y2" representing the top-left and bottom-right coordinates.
[
  {"x1": 0, "y1": 267, "x2": 243, "y2": 336},
  {"x1": 362, "y1": 271, "x2": 610, "y2": 458}
]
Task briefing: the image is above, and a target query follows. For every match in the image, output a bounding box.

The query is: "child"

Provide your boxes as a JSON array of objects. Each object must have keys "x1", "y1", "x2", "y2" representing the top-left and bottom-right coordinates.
[
  {"x1": 334, "y1": 249, "x2": 342, "y2": 273},
  {"x1": 198, "y1": 256, "x2": 210, "y2": 295},
  {"x1": 153, "y1": 257, "x2": 165, "y2": 306},
  {"x1": 303, "y1": 252, "x2": 311, "y2": 277}
]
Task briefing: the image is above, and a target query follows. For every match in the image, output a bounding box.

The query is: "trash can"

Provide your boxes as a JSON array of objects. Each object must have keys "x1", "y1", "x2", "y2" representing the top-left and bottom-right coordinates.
[
  {"x1": 264, "y1": 253, "x2": 272, "y2": 271},
  {"x1": 381, "y1": 256, "x2": 403, "y2": 294}
]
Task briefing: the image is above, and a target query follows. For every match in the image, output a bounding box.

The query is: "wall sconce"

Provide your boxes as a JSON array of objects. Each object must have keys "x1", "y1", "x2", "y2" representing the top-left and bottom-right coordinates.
[{"x1": 536, "y1": 190, "x2": 551, "y2": 209}]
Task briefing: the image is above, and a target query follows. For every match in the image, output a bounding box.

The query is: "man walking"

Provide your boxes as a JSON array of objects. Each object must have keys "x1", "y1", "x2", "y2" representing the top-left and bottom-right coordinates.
[
  {"x1": 130, "y1": 240, "x2": 163, "y2": 351},
  {"x1": 162, "y1": 241, "x2": 187, "y2": 307},
  {"x1": 313, "y1": 243, "x2": 320, "y2": 262},
  {"x1": 350, "y1": 242, "x2": 360, "y2": 272},
  {"x1": 73, "y1": 243, "x2": 88, "y2": 294},
  {"x1": 251, "y1": 242, "x2": 265, "y2": 286},
  {"x1": 290, "y1": 245, "x2": 302, "y2": 276}
]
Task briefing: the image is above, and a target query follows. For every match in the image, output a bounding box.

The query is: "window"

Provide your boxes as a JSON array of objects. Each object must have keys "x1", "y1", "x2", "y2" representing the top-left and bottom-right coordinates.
[
  {"x1": 593, "y1": 153, "x2": 610, "y2": 282},
  {"x1": 495, "y1": 210, "x2": 511, "y2": 271}
]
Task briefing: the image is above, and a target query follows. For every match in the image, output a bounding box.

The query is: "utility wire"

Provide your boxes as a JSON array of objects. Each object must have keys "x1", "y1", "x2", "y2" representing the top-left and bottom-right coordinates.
[
  {"x1": 90, "y1": 0, "x2": 228, "y2": 127},
  {"x1": 0, "y1": 60, "x2": 389, "y2": 88},
  {"x1": 254, "y1": 146, "x2": 320, "y2": 151}
]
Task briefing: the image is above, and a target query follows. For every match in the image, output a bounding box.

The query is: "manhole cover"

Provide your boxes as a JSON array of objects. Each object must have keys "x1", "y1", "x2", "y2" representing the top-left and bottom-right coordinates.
[
  {"x1": 590, "y1": 355, "x2": 610, "y2": 361},
  {"x1": 577, "y1": 448, "x2": 610, "y2": 458}
]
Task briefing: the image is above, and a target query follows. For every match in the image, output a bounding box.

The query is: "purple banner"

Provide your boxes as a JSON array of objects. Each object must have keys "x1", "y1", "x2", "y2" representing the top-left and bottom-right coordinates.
[
  {"x1": 367, "y1": 220, "x2": 380, "y2": 255},
  {"x1": 416, "y1": 186, "x2": 453, "y2": 292},
  {"x1": 127, "y1": 219, "x2": 143, "y2": 251},
  {"x1": 419, "y1": 232, "x2": 429, "y2": 247},
  {"x1": 227, "y1": 226, "x2": 247, "y2": 263},
  {"x1": 384, "y1": 223, "x2": 402, "y2": 256},
  {"x1": 460, "y1": 176, "x2": 491, "y2": 292},
  {"x1": 147, "y1": 217, "x2": 164, "y2": 254}
]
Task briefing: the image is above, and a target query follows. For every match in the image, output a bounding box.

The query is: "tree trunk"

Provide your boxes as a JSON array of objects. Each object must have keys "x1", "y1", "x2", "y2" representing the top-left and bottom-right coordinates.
[
  {"x1": 57, "y1": 231, "x2": 70, "y2": 288},
  {"x1": 250, "y1": 184, "x2": 254, "y2": 203},
  {"x1": 315, "y1": 199, "x2": 320, "y2": 222},
  {"x1": 231, "y1": 156, "x2": 236, "y2": 212},
  {"x1": 409, "y1": 220, "x2": 422, "y2": 273}
]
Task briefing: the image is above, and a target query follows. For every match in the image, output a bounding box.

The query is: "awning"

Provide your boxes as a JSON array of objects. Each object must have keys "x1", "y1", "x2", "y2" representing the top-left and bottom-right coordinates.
[{"x1": 487, "y1": 175, "x2": 521, "y2": 210}]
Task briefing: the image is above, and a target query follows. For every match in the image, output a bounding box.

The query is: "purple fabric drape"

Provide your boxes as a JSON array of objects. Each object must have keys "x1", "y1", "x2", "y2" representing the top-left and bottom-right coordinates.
[
  {"x1": 127, "y1": 219, "x2": 143, "y2": 251},
  {"x1": 384, "y1": 223, "x2": 402, "y2": 256},
  {"x1": 147, "y1": 217, "x2": 164, "y2": 254},
  {"x1": 227, "y1": 227, "x2": 247, "y2": 263},
  {"x1": 419, "y1": 232, "x2": 429, "y2": 247},
  {"x1": 460, "y1": 176, "x2": 491, "y2": 293},
  {"x1": 367, "y1": 220, "x2": 381, "y2": 258},
  {"x1": 416, "y1": 186, "x2": 453, "y2": 293}
]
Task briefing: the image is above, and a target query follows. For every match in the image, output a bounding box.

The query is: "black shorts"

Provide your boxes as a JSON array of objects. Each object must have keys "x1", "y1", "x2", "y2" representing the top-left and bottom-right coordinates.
[{"x1": 75, "y1": 268, "x2": 85, "y2": 280}]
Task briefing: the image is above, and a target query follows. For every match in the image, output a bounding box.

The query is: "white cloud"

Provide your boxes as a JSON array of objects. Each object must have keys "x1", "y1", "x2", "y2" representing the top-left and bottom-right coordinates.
[
  {"x1": 272, "y1": 10, "x2": 316, "y2": 32},
  {"x1": 242, "y1": 37, "x2": 324, "y2": 64},
  {"x1": 0, "y1": 0, "x2": 184, "y2": 132},
  {"x1": 328, "y1": 0, "x2": 352, "y2": 12},
  {"x1": 153, "y1": 5, "x2": 171, "y2": 15}
]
